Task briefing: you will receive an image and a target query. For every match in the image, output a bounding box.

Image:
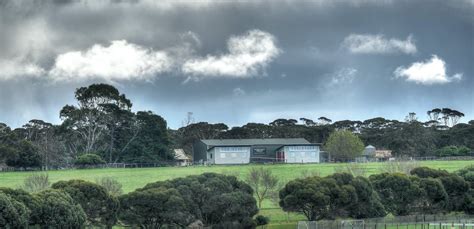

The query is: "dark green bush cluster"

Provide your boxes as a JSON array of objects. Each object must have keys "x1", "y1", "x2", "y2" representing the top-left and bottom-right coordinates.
[
  {"x1": 1, "y1": 173, "x2": 259, "y2": 228},
  {"x1": 120, "y1": 173, "x2": 259, "y2": 228},
  {"x1": 0, "y1": 188, "x2": 86, "y2": 228},
  {"x1": 280, "y1": 166, "x2": 474, "y2": 221},
  {"x1": 280, "y1": 166, "x2": 474, "y2": 220},
  {"x1": 279, "y1": 173, "x2": 385, "y2": 221},
  {"x1": 436, "y1": 145, "x2": 471, "y2": 157},
  {"x1": 74, "y1": 153, "x2": 106, "y2": 167}
]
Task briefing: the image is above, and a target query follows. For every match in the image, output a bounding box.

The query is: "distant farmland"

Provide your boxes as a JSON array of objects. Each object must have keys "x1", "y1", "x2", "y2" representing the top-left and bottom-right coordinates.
[{"x1": 0, "y1": 160, "x2": 472, "y2": 228}]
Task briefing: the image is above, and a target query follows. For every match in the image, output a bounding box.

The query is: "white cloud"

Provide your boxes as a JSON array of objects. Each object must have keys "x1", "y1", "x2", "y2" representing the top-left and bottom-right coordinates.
[
  {"x1": 330, "y1": 67, "x2": 358, "y2": 85},
  {"x1": 233, "y1": 87, "x2": 246, "y2": 96},
  {"x1": 182, "y1": 30, "x2": 281, "y2": 80},
  {"x1": 394, "y1": 55, "x2": 462, "y2": 85},
  {"x1": 49, "y1": 40, "x2": 172, "y2": 81},
  {"x1": 0, "y1": 59, "x2": 45, "y2": 80},
  {"x1": 342, "y1": 34, "x2": 417, "y2": 54}
]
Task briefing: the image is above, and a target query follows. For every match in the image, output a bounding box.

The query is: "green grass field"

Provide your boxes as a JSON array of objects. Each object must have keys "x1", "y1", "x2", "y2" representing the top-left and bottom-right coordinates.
[{"x1": 0, "y1": 160, "x2": 472, "y2": 229}]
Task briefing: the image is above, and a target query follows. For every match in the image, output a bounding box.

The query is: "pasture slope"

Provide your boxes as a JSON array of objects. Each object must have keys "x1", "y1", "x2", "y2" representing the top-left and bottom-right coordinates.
[{"x1": 0, "y1": 160, "x2": 472, "y2": 229}]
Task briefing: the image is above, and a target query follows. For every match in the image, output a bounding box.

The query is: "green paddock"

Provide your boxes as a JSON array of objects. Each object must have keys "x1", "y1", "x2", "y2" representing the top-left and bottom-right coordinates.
[{"x1": 0, "y1": 160, "x2": 472, "y2": 228}]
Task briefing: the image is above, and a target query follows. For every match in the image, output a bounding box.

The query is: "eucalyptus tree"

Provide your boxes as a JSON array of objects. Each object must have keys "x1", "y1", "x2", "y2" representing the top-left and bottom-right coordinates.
[
  {"x1": 21, "y1": 120, "x2": 66, "y2": 169},
  {"x1": 59, "y1": 84, "x2": 133, "y2": 157}
]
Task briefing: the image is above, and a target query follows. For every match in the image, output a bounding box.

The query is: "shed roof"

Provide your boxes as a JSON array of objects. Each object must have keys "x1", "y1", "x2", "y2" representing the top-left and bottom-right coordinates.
[
  {"x1": 174, "y1": 149, "x2": 190, "y2": 160},
  {"x1": 200, "y1": 138, "x2": 317, "y2": 146}
]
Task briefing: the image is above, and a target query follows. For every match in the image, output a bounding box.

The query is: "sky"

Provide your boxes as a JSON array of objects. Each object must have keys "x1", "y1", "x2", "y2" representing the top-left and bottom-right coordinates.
[{"x1": 0, "y1": 0, "x2": 473, "y2": 129}]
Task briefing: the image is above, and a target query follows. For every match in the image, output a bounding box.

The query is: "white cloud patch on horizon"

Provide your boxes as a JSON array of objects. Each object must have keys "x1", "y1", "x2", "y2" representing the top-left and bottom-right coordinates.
[
  {"x1": 0, "y1": 59, "x2": 45, "y2": 80},
  {"x1": 394, "y1": 55, "x2": 462, "y2": 85},
  {"x1": 342, "y1": 34, "x2": 417, "y2": 54},
  {"x1": 49, "y1": 40, "x2": 172, "y2": 82},
  {"x1": 182, "y1": 30, "x2": 281, "y2": 81}
]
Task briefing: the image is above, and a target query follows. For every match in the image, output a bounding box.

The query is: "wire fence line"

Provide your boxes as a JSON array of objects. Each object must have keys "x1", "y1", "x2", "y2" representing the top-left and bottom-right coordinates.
[
  {"x1": 296, "y1": 214, "x2": 474, "y2": 229},
  {"x1": 0, "y1": 155, "x2": 473, "y2": 172}
]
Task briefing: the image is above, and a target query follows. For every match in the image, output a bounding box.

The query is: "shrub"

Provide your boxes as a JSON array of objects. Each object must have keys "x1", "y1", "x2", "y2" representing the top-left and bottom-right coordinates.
[
  {"x1": 379, "y1": 160, "x2": 420, "y2": 175},
  {"x1": 0, "y1": 192, "x2": 29, "y2": 228},
  {"x1": 52, "y1": 180, "x2": 119, "y2": 228},
  {"x1": 436, "y1": 145, "x2": 471, "y2": 157},
  {"x1": 0, "y1": 187, "x2": 42, "y2": 226},
  {"x1": 96, "y1": 177, "x2": 123, "y2": 196},
  {"x1": 138, "y1": 173, "x2": 258, "y2": 228},
  {"x1": 456, "y1": 165, "x2": 474, "y2": 188},
  {"x1": 74, "y1": 153, "x2": 106, "y2": 167},
  {"x1": 369, "y1": 173, "x2": 423, "y2": 216},
  {"x1": 119, "y1": 187, "x2": 191, "y2": 228},
  {"x1": 21, "y1": 173, "x2": 50, "y2": 193},
  {"x1": 410, "y1": 167, "x2": 450, "y2": 178},
  {"x1": 35, "y1": 189, "x2": 86, "y2": 228},
  {"x1": 280, "y1": 173, "x2": 385, "y2": 221},
  {"x1": 254, "y1": 215, "x2": 269, "y2": 228}
]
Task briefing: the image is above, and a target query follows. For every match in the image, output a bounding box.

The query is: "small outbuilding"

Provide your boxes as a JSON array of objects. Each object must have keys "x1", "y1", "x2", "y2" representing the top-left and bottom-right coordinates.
[
  {"x1": 174, "y1": 149, "x2": 191, "y2": 166},
  {"x1": 356, "y1": 145, "x2": 392, "y2": 162}
]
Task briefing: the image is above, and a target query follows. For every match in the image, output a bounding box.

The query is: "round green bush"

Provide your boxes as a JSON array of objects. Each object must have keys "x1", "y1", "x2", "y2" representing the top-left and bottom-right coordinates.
[
  {"x1": 35, "y1": 189, "x2": 86, "y2": 228},
  {"x1": 74, "y1": 153, "x2": 106, "y2": 167},
  {"x1": 52, "y1": 180, "x2": 119, "y2": 228},
  {"x1": 0, "y1": 192, "x2": 29, "y2": 228}
]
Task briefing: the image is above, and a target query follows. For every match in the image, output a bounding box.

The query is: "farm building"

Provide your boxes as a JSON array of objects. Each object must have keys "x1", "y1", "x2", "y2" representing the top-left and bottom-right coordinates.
[
  {"x1": 356, "y1": 145, "x2": 393, "y2": 162},
  {"x1": 193, "y1": 138, "x2": 321, "y2": 164},
  {"x1": 174, "y1": 149, "x2": 191, "y2": 166}
]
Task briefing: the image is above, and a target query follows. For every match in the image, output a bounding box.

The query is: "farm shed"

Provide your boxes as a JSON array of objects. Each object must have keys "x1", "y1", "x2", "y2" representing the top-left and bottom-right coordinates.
[
  {"x1": 174, "y1": 149, "x2": 191, "y2": 166},
  {"x1": 193, "y1": 138, "x2": 321, "y2": 165},
  {"x1": 356, "y1": 145, "x2": 392, "y2": 162}
]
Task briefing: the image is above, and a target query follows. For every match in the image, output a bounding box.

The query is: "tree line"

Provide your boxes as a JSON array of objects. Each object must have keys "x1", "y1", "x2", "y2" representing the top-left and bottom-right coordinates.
[
  {"x1": 175, "y1": 113, "x2": 473, "y2": 160},
  {"x1": 1, "y1": 83, "x2": 473, "y2": 169},
  {"x1": 1, "y1": 166, "x2": 472, "y2": 228}
]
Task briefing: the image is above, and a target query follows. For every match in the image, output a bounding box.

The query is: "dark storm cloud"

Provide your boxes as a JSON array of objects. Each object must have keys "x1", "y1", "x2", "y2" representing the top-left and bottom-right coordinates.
[{"x1": 0, "y1": 0, "x2": 472, "y2": 128}]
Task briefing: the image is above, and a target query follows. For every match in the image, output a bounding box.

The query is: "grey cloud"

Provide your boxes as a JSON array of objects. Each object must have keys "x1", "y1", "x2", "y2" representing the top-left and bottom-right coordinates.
[{"x1": 0, "y1": 0, "x2": 472, "y2": 129}]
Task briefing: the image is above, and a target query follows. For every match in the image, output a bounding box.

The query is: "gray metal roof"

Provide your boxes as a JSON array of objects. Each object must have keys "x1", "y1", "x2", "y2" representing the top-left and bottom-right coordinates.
[{"x1": 200, "y1": 138, "x2": 317, "y2": 146}]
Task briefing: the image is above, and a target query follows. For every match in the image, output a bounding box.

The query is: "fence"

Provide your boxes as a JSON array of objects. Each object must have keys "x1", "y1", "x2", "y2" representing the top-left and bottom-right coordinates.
[
  {"x1": 296, "y1": 214, "x2": 474, "y2": 229},
  {"x1": 0, "y1": 161, "x2": 181, "y2": 172}
]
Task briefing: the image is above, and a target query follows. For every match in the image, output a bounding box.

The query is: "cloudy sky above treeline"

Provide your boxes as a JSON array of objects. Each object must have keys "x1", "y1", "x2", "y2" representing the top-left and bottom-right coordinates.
[{"x1": 0, "y1": 0, "x2": 472, "y2": 128}]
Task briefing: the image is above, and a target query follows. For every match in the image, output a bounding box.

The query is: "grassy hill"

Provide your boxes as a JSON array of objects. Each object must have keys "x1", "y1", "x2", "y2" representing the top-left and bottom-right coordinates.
[{"x1": 0, "y1": 160, "x2": 472, "y2": 228}]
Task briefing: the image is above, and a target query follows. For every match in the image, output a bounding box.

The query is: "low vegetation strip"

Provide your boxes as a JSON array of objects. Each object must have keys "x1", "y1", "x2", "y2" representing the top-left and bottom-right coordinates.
[
  {"x1": 0, "y1": 164, "x2": 472, "y2": 228},
  {"x1": 0, "y1": 161, "x2": 471, "y2": 193}
]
